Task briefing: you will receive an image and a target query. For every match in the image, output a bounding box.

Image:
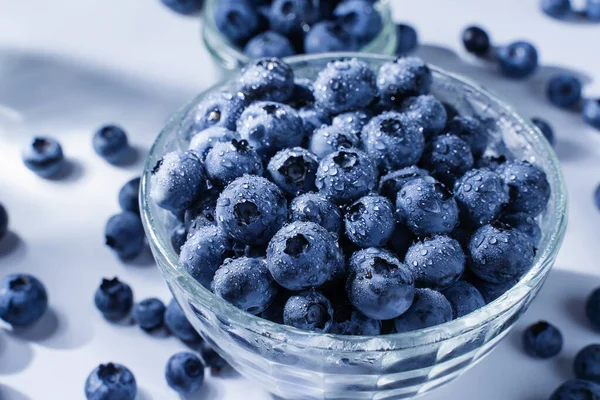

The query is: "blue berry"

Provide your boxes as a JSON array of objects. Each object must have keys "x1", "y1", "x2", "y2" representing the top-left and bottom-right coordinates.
[
  {"x1": 334, "y1": 0, "x2": 383, "y2": 44},
  {"x1": 212, "y1": 257, "x2": 278, "y2": 314},
  {"x1": 187, "y1": 91, "x2": 246, "y2": 135},
  {"x1": 216, "y1": 175, "x2": 288, "y2": 245},
  {"x1": 405, "y1": 235, "x2": 465, "y2": 291},
  {"x1": 239, "y1": 58, "x2": 294, "y2": 103},
  {"x1": 199, "y1": 342, "x2": 229, "y2": 372},
  {"x1": 586, "y1": 288, "x2": 600, "y2": 330},
  {"x1": 522, "y1": 321, "x2": 563, "y2": 359},
  {"x1": 93, "y1": 125, "x2": 129, "y2": 163},
  {"x1": 304, "y1": 21, "x2": 359, "y2": 53},
  {"x1": 462, "y1": 26, "x2": 491, "y2": 56},
  {"x1": 266, "y1": 221, "x2": 344, "y2": 290},
  {"x1": 388, "y1": 223, "x2": 415, "y2": 260},
  {"x1": 0, "y1": 274, "x2": 48, "y2": 326},
  {"x1": 344, "y1": 195, "x2": 395, "y2": 248},
  {"x1": 441, "y1": 280, "x2": 485, "y2": 318},
  {"x1": 289, "y1": 193, "x2": 342, "y2": 234},
  {"x1": 237, "y1": 101, "x2": 304, "y2": 157},
  {"x1": 243, "y1": 31, "x2": 296, "y2": 58},
  {"x1": 267, "y1": 147, "x2": 318, "y2": 196},
  {"x1": 394, "y1": 288, "x2": 453, "y2": 333},
  {"x1": 314, "y1": 58, "x2": 377, "y2": 115},
  {"x1": 205, "y1": 139, "x2": 263, "y2": 187},
  {"x1": 309, "y1": 124, "x2": 360, "y2": 159},
  {"x1": 269, "y1": 0, "x2": 318, "y2": 36},
  {"x1": 378, "y1": 166, "x2": 429, "y2": 201},
  {"x1": 150, "y1": 151, "x2": 206, "y2": 213},
  {"x1": 22, "y1": 136, "x2": 65, "y2": 178},
  {"x1": 396, "y1": 177, "x2": 459, "y2": 236},
  {"x1": 161, "y1": 0, "x2": 203, "y2": 15},
  {"x1": 179, "y1": 225, "x2": 231, "y2": 288},
  {"x1": 104, "y1": 212, "x2": 145, "y2": 260},
  {"x1": 133, "y1": 298, "x2": 165, "y2": 331},
  {"x1": 330, "y1": 309, "x2": 381, "y2": 336},
  {"x1": 0, "y1": 203, "x2": 7, "y2": 240},
  {"x1": 454, "y1": 168, "x2": 509, "y2": 227},
  {"x1": 165, "y1": 352, "x2": 205, "y2": 394},
  {"x1": 401, "y1": 95, "x2": 447, "y2": 140},
  {"x1": 298, "y1": 106, "x2": 330, "y2": 136},
  {"x1": 118, "y1": 177, "x2": 140, "y2": 214},
  {"x1": 445, "y1": 116, "x2": 489, "y2": 157},
  {"x1": 468, "y1": 223, "x2": 535, "y2": 283},
  {"x1": 85, "y1": 363, "x2": 136, "y2": 400},
  {"x1": 470, "y1": 277, "x2": 518, "y2": 304},
  {"x1": 541, "y1": 0, "x2": 572, "y2": 18},
  {"x1": 497, "y1": 41, "x2": 539, "y2": 79},
  {"x1": 396, "y1": 23, "x2": 418, "y2": 54},
  {"x1": 588, "y1": 0, "x2": 600, "y2": 20},
  {"x1": 498, "y1": 160, "x2": 551, "y2": 216},
  {"x1": 377, "y1": 57, "x2": 432, "y2": 108},
  {"x1": 184, "y1": 187, "x2": 219, "y2": 230},
  {"x1": 475, "y1": 154, "x2": 508, "y2": 170},
  {"x1": 574, "y1": 344, "x2": 600, "y2": 382},
  {"x1": 331, "y1": 110, "x2": 372, "y2": 138},
  {"x1": 500, "y1": 212, "x2": 542, "y2": 248},
  {"x1": 214, "y1": 0, "x2": 259, "y2": 45},
  {"x1": 532, "y1": 117, "x2": 555, "y2": 146},
  {"x1": 362, "y1": 111, "x2": 425, "y2": 171},
  {"x1": 289, "y1": 78, "x2": 315, "y2": 109},
  {"x1": 583, "y1": 99, "x2": 600, "y2": 130},
  {"x1": 315, "y1": 149, "x2": 378, "y2": 204},
  {"x1": 189, "y1": 128, "x2": 239, "y2": 161},
  {"x1": 164, "y1": 299, "x2": 201, "y2": 342},
  {"x1": 547, "y1": 74, "x2": 582, "y2": 108},
  {"x1": 550, "y1": 379, "x2": 600, "y2": 400},
  {"x1": 94, "y1": 278, "x2": 133, "y2": 321},
  {"x1": 421, "y1": 134, "x2": 474, "y2": 186},
  {"x1": 347, "y1": 248, "x2": 415, "y2": 320},
  {"x1": 283, "y1": 291, "x2": 334, "y2": 333}
]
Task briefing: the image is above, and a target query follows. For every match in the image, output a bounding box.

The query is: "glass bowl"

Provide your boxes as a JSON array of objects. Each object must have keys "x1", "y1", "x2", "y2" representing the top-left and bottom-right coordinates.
[
  {"x1": 201, "y1": 0, "x2": 398, "y2": 71},
  {"x1": 140, "y1": 54, "x2": 567, "y2": 400}
]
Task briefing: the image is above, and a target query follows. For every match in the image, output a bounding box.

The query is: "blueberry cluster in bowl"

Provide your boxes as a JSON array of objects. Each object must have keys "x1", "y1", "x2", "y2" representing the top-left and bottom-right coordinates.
[{"x1": 150, "y1": 56, "x2": 551, "y2": 336}]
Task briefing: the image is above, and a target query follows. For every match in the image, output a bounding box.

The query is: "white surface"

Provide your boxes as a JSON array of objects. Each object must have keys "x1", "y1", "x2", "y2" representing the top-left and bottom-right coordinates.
[{"x1": 0, "y1": 0, "x2": 600, "y2": 399}]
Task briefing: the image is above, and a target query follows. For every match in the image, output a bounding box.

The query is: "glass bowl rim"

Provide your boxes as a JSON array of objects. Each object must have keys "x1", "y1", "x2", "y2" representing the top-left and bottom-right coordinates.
[{"x1": 140, "y1": 53, "x2": 568, "y2": 351}]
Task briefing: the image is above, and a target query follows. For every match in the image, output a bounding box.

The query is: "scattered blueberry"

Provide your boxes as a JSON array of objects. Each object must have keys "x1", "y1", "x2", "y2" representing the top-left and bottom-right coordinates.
[
  {"x1": 574, "y1": 344, "x2": 600, "y2": 383},
  {"x1": 441, "y1": 280, "x2": 485, "y2": 318},
  {"x1": 550, "y1": 379, "x2": 600, "y2": 400},
  {"x1": 22, "y1": 136, "x2": 65, "y2": 178},
  {"x1": 532, "y1": 117, "x2": 555, "y2": 146},
  {"x1": 0, "y1": 203, "x2": 8, "y2": 241},
  {"x1": 587, "y1": 0, "x2": 600, "y2": 20},
  {"x1": 269, "y1": 0, "x2": 318, "y2": 36},
  {"x1": 214, "y1": 0, "x2": 260, "y2": 45},
  {"x1": 497, "y1": 41, "x2": 539, "y2": 79},
  {"x1": 118, "y1": 177, "x2": 140, "y2": 214},
  {"x1": 547, "y1": 74, "x2": 582, "y2": 108},
  {"x1": 243, "y1": 31, "x2": 296, "y2": 58},
  {"x1": 462, "y1": 26, "x2": 491, "y2": 56},
  {"x1": 445, "y1": 115, "x2": 489, "y2": 157},
  {"x1": 204, "y1": 139, "x2": 263, "y2": 186},
  {"x1": 334, "y1": 0, "x2": 383, "y2": 44},
  {"x1": 586, "y1": 287, "x2": 600, "y2": 330},
  {"x1": 377, "y1": 57, "x2": 432, "y2": 108},
  {"x1": 395, "y1": 23, "x2": 418, "y2": 54},
  {"x1": 165, "y1": 352, "x2": 205, "y2": 394},
  {"x1": 500, "y1": 212, "x2": 542, "y2": 248},
  {"x1": 267, "y1": 147, "x2": 318, "y2": 196},
  {"x1": 454, "y1": 168, "x2": 509, "y2": 227},
  {"x1": 309, "y1": 124, "x2": 359, "y2": 159},
  {"x1": 170, "y1": 223, "x2": 188, "y2": 254},
  {"x1": 283, "y1": 290, "x2": 334, "y2": 333},
  {"x1": 344, "y1": 195, "x2": 395, "y2": 248},
  {"x1": 132, "y1": 298, "x2": 166, "y2": 331},
  {"x1": 289, "y1": 193, "x2": 342, "y2": 234},
  {"x1": 401, "y1": 95, "x2": 447, "y2": 140},
  {"x1": 94, "y1": 277, "x2": 133, "y2": 321},
  {"x1": 161, "y1": 0, "x2": 203, "y2": 15},
  {"x1": 164, "y1": 298, "x2": 201, "y2": 342},
  {"x1": 85, "y1": 362, "x2": 137, "y2": 400},
  {"x1": 238, "y1": 58, "x2": 294, "y2": 103},
  {"x1": 498, "y1": 160, "x2": 551, "y2": 216},
  {"x1": 93, "y1": 125, "x2": 129, "y2": 163},
  {"x1": 522, "y1": 321, "x2": 563, "y2": 359},
  {"x1": 583, "y1": 99, "x2": 600, "y2": 130},
  {"x1": 304, "y1": 21, "x2": 358, "y2": 54},
  {"x1": 541, "y1": 0, "x2": 572, "y2": 18},
  {"x1": 104, "y1": 212, "x2": 146, "y2": 260},
  {"x1": 187, "y1": 92, "x2": 246, "y2": 135},
  {"x1": 0, "y1": 274, "x2": 48, "y2": 326},
  {"x1": 394, "y1": 288, "x2": 453, "y2": 333},
  {"x1": 378, "y1": 166, "x2": 429, "y2": 202},
  {"x1": 421, "y1": 134, "x2": 474, "y2": 186}
]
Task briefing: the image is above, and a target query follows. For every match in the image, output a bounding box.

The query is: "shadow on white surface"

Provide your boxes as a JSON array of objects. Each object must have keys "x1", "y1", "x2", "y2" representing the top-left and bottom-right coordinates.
[
  {"x1": 181, "y1": 380, "x2": 219, "y2": 400},
  {"x1": 0, "y1": 332, "x2": 33, "y2": 375},
  {"x1": 0, "y1": 232, "x2": 24, "y2": 259},
  {"x1": 45, "y1": 159, "x2": 86, "y2": 183},
  {"x1": 136, "y1": 387, "x2": 154, "y2": 400},
  {"x1": 122, "y1": 245, "x2": 156, "y2": 268},
  {"x1": 0, "y1": 384, "x2": 32, "y2": 400}
]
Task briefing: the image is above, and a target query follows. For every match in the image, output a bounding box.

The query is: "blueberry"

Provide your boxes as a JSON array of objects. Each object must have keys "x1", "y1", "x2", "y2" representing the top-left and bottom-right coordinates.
[
  {"x1": 283, "y1": 291, "x2": 334, "y2": 333},
  {"x1": 309, "y1": 124, "x2": 360, "y2": 159},
  {"x1": 333, "y1": 0, "x2": 383, "y2": 44},
  {"x1": 331, "y1": 110, "x2": 372, "y2": 138},
  {"x1": 216, "y1": 175, "x2": 288, "y2": 245},
  {"x1": 588, "y1": 0, "x2": 600, "y2": 20},
  {"x1": 132, "y1": 298, "x2": 166, "y2": 330},
  {"x1": 186, "y1": 91, "x2": 246, "y2": 136},
  {"x1": 267, "y1": 147, "x2": 318, "y2": 196},
  {"x1": 347, "y1": 248, "x2": 415, "y2": 320},
  {"x1": 550, "y1": 379, "x2": 600, "y2": 400},
  {"x1": 574, "y1": 344, "x2": 600, "y2": 382},
  {"x1": 205, "y1": 139, "x2": 263, "y2": 187},
  {"x1": 289, "y1": 78, "x2": 316, "y2": 109},
  {"x1": 199, "y1": 342, "x2": 229, "y2": 372},
  {"x1": 394, "y1": 288, "x2": 453, "y2": 333},
  {"x1": 378, "y1": 166, "x2": 429, "y2": 202},
  {"x1": 304, "y1": 21, "x2": 359, "y2": 53},
  {"x1": 462, "y1": 26, "x2": 491, "y2": 56},
  {"x1": 401, "y1": 95, "x2": 447, "y2": 140},
  {"x1": 377, "y1": 57, "x2": 432, "y2": 108},
  {"x1": 547, "y1": 74, "x2": 582, "y2": 108},
  {"x1": 164, "y1": 299, "x2": 201, "y2": 342},
  {"x1": 596, "y1": 184, "x2": 600, "y2": 211},
  {"x1": 85, "y1": 363, "x2": 137, "y2": 400},
  {"x1": 165, "y1": 352, "x2": 205, "y2": 394},
  {"x1": 22, "y1": 136, "x2": 65, "y2": 178},
  {"x1": 92, "y1": 125, "x2": 129, "y2": 163},
  {"x1": 387, "y1": 223, "x2": 415, "y2": 260},
  {"x1": 586, "y1": 288, "x2": 600, "y2": 330},
  {"x1": 396, "y1": 176, "x2": 459, "y2": 236},
  {"x1": 0, "y1": 274, "x2": 48, "y2": 326},
  {"x1": 395, "y1": 23, "x2": 418, "y2": 54},
  {"x1": 179, "y1": 225, "x2": 231, "y2": 288},
  {"x1": 289, "y1": 193, "x2": 342, "y2": 234},
  {"x1": 314, "y1": 58, "x2": 377, "y2": 115},
  {"x1": 344, "y1": 195, "x2": 396, "y2": 248},
  {"x1": 214, "y1": 0, "x2": 260, "y2": 45},
  {"x1": 421, "y1": 134, "x2": 474, "y2": 186},
  {"x1": 441, "y1": 281, "x2": 485, "y2": 318},
  {"x1": 445, "y1": 116, "x2": 489, "y2": 157},
  {"x1": 454, "y1": 169, "x2": 509, "y2": 227},
  {"x1": 500, "y1": 212, "x2": 542, "y2": 248},
  {"x1": 497, "y1": 41, "x2": 539, "y2": 79},
  {"x1": 470, "y1": 276, "x2": 518, "y2": 304},
  {"x1": 583, "y1": 99, "x2": 600, "y2": 130},
  {"x1": 118, "y1": 177, "x2": 140, "y2": 214},
  {"x1": 184, "y1": 187, "x2": 220, "y2": 230},
  {"x1": 362, "y1": 111, "x2": 426, "y2": 171},
  {"x1": 188, "y1": 127, "x2": 239, "y2": 160},
  {"x1": 0, "y1": 203, "x2": 8, "y2": 241},
  {"x1": 269, "y1": 0, "x2": 318, "y2": 36},
  {"x1": 104, "y1": 212, "x2": 145, "y2": 260},
  {"x1": 532, "y1": 117, "x2": 555, "y2": 146},
  {"x1": 405, "y1": 235, "x2": 465, "y2": 291},
  {"x1": 243, "y1": 31, "x2": 296, "y2": 58},
  {"x1": 171, "y1": 223, "x2": 188, "y2": 254},
  {"x1": 239, "y1": 58, "x2": 294, "y2": 103},
  {"x1": 150, "y1": 151, "x2": 206, "y2": 213},
  {"x1": 160, "y1": 0, "x2": 203, "y2": 15},
  {"x1": 266, "y1": 221, "x2": 344, "y2": 290},
  {"x1": 498, "y1": 160, "x2": 551, "y2": 216},
  {"x1": 315, "y1": 149, "x2": 378, "y2": 205},
  {"x1": 522, "y1": 321, "x2": 563, "y2": 358},
  {"x1": 237, "y1": 101, "x2": 304, "y2": 157},
  {"x1": 260, "y1": 289, "x2": 291, "y2": 324},
  {"x1": 330, "y1": 310, "x2": 381, "y2": 336},
  {"x1": 212, "y1": 257, "x2": 278, "y2": 314},
  {"x1": 468, "y1": 223, "x2": 535, "y2": 283},
  {"x1": 94, "y1": 277, "x2": 133, "y2": 321},
  {"x1": 541, "y1": 0, "x2": 572, "y2": 18},
  {"x1": 475, "y1": 154, "x2": 508, "y2": 171}
]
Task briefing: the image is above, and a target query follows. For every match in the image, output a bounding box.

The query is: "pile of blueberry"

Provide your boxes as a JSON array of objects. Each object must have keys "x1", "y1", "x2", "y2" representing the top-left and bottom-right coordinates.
[
  {"x1": 149, "y1": 56, "x2": 551, "y2": 336},
  {"x1": 541, "y1": 0, "x2": 600, "y2": 20}
]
